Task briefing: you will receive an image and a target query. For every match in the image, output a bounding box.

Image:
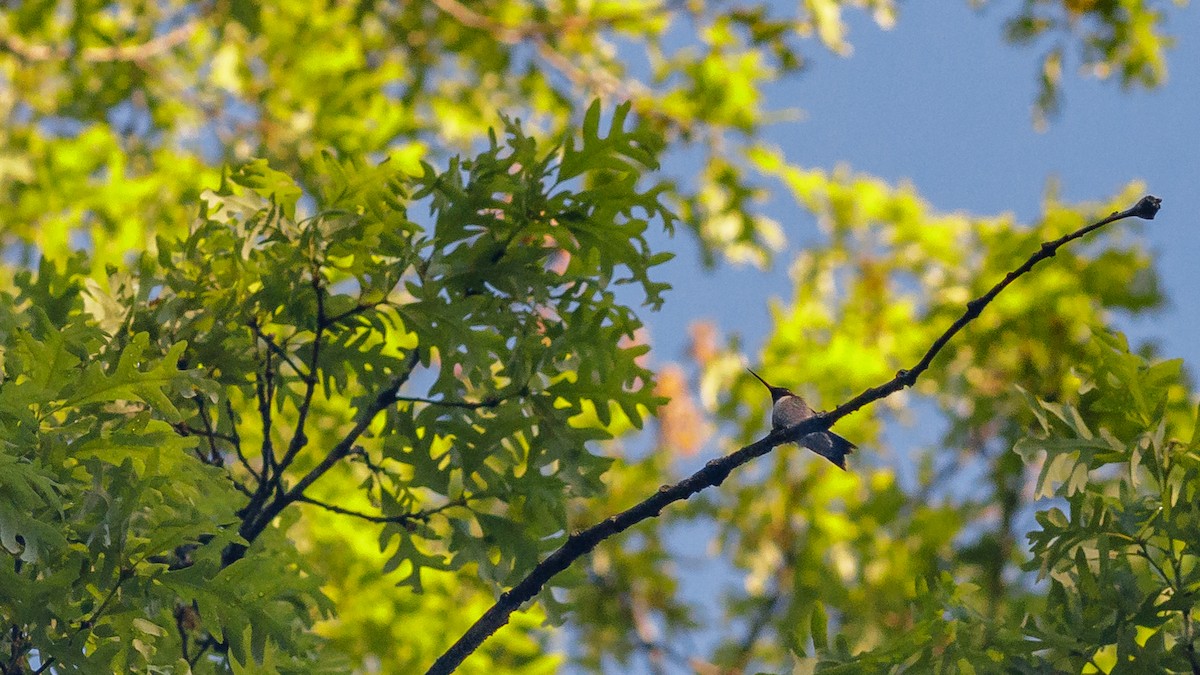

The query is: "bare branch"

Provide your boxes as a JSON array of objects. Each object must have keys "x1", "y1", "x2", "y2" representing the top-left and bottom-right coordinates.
[
  {"x1": 823, "y1": 195, "x2": 1161, "y2": 424},
  {"x1": 425, "y1": 195, "x2": 1162, "y2": 675},
  {"x1": 295, "y1": 494, "x2": 471, "y2": 525},
  {"x1": 0, "y1": 20, "x2": 196, "y2": 63}
]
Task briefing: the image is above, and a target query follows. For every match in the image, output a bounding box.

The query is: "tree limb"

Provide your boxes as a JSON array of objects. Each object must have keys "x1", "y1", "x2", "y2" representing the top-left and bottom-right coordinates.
[
  {"x1": 0, "y1": 19, "x2": 197, "y2": 63},
  {"x1": 425, "y1": 195, "x2": 1162, "y2": 675}
]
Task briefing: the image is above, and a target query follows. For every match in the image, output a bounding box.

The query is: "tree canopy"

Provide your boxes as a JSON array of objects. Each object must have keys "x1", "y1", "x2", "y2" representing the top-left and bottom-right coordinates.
[{"x1": 0, "y1": 1, "x2": 1194, "y2": 674}]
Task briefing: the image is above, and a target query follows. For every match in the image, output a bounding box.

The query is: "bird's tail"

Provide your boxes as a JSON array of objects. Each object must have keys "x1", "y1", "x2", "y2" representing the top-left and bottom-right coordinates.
[{"x1": 821, "y1": 432, "x2": 857, "y2": 471}]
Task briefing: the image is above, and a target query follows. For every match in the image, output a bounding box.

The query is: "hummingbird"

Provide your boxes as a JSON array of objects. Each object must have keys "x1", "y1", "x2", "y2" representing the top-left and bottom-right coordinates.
[{"x1": 748, "y1": 368, "x2": 856, "y2": 470}]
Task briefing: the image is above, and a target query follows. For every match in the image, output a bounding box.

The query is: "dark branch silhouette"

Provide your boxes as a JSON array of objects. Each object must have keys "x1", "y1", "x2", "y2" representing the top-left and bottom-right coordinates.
[
  {"x1": 221, "y1": 350, "x2": 423, "y2": 566},
  {"x1": 425, "y1": 195, "x2": 1162, "y2": 675}
]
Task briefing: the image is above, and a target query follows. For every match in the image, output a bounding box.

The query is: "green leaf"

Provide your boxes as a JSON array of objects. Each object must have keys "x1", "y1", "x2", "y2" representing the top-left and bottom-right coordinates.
[
  {"x1": 811, "y1": 601, "x2": 829, "y2": 650},
  {"x1": 229, "y1": 159, "x2": 303, "y2": 221},
  {"x1": 66, "y1": 335, "x2": 195, "y2": 422}
]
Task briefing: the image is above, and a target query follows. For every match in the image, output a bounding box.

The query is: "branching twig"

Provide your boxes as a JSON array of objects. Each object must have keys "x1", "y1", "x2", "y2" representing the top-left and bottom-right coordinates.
[
  {"x1": 171, "y1": 422, "x2": 239, "y2": 446},
  {"x1": 425, "y1": 195, "x2": 1162, "y2": 674},
  {"x1": 321, "y1": 301, "x2": 386, "y2": 329},
  {"x1": 233, "y1": 345, "x2": 278, "y2": 529},
  {"x1": 275, "y1": 273, "x2": 325, "y2": 475},
  {"x1": 249, "y1": 320, "x2": 309, "y2": 379},
  {"x1": 349, "y1": 446, "x2": 387, "y2": 474},
  {"x1": 79, "y1": 567, "x2": 133, "y2": 632},
  {"x1": 254, "y1": 358, "x2": 276, "y2": 473},
  {"x1": 225, "y1": 349, "x2": 424, "y2": 563}
]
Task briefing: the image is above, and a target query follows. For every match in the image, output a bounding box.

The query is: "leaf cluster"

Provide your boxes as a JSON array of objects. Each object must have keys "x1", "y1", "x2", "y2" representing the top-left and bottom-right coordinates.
[
  {"x1": 0, "y1": 103, "x2": 676, "y2": 672},
  {"x1": 0, "y1": 265, "x2": 330, "y2": 671}
]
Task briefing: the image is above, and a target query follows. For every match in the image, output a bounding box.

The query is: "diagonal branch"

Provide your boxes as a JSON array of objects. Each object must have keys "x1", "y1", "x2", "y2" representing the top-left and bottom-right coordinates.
[
  {"x1": 425, "y1": 195, "x2": 1162, "y2": 675},
  {"x1": 0, "y1": 19, "x2": 197, "y2": 63},
  {"x1": 822, "y1": 195, "x2": 1161, "y2": 423},
  {"x1": 249, "y1": 320, "x2": 310, "y2": 380}
]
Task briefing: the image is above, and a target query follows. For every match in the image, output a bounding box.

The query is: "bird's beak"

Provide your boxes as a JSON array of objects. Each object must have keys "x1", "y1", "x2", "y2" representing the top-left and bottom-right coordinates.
[{"x1": 747, "y1": 368, "x2": 772, "y2": 389}]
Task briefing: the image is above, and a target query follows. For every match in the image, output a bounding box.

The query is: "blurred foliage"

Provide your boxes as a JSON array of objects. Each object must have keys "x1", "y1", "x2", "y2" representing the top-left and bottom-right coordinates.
[
  {"x1": 993, "y1": 0, "x2": 1186, "y2": 128},
  {"x1": 1, "y1": 106, "x2": 671, "y2": 671},
  {"x1": 691, "y1": 175, "x2": 1184, "y2": 672},
  {"x1": 0, "y1": 0, "x2": 1186, "y2": 269},
  {"x1": 0, "y1": 0, "x2": 1192, "y2": 673}
]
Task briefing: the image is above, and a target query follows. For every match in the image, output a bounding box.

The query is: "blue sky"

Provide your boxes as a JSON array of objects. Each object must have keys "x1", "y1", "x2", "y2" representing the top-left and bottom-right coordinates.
[
  {"x1": 650, "y1": 1, "x2": 1199, "y2": 370},
  {"x1": 599, "y1": 3, "x2": 1199, "y2": 670}
]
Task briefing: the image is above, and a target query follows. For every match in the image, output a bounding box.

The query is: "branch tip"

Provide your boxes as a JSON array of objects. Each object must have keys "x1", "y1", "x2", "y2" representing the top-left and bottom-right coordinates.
[{"x1": 1132, "y1": 195, "x2": 1162, "y2": 220}]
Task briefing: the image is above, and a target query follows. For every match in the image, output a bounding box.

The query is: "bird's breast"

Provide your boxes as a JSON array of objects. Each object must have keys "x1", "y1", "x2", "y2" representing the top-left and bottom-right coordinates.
[{"x1": 772, "y1": 396, "x2": 813, "y2": 428}]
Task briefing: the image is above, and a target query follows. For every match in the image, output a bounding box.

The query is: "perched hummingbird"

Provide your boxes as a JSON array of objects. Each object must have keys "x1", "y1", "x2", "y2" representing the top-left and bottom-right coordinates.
[{"x1": 748, "y1": 368, "x2": 856, "y2": 470}]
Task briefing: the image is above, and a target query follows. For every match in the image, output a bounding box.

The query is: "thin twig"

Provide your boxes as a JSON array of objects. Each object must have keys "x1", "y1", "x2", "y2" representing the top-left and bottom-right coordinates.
[
  {"x1": 224, "y1": 399, "x2": 256, "y2": 482},
  {"x1": 228, "y1": 479, "x2": 255, "y2": 499},
  {"x1": 349, "y1": 446, "x2": 389, "y2": 477},
  {"x1": 275, "y1": 272, "x2": 325, "y2": 475},
  {"x1": 1136, "y1": 541, "x2": 1173, "y2": 588},
  {"x1": 321, "y1": 301, "x2": 385, "y2": 329},
  {"x1": 171, "y1": 422, "x2": 239, "y2": 446},
  {"x1": 195, "y1": 397, "x2": 223, "y2": 465},
  {"x1": 394, "y1": 395, "x2": 501, "y2": 410},
  {"x1": 295, "y1": 494, "x2": 471, "y2": 525},
  {"x1": 234, "y1": 347, "x2": 278, "y2": 527},
  {"x1": 280, "y1": 350, "x2": 422, "y2": 505},
  {"x1": 425, "y1": 196, "x2": 1162, "y2": 675},
  {"x1": 249, "y1": 320, "x2": 309, "y2": 379},
  {"x1": 255, "y1": 358, "x2": 276, "y2": 473},
  {"x1": 79, "y1": 567, "x2": 133, "y2": 631}
]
